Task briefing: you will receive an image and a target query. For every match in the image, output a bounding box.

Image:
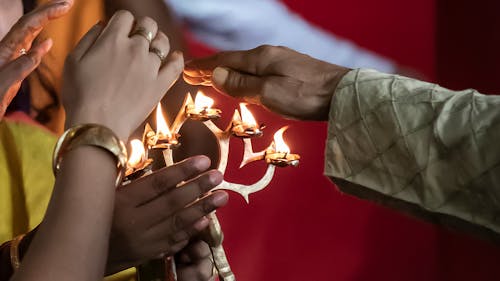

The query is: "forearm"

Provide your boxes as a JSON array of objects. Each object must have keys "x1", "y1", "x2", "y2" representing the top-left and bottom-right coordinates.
[
  {"x1": 11, "y1": 146, "x2": 117, "y2": 281},
  {"x1": 325, "y1": 69, "x2": 500, "y2": 234}
]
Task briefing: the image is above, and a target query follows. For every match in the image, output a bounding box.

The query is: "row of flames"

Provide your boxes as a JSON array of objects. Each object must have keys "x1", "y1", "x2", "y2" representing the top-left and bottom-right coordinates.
[{"x1": 127, "y1": 91, "x2": 296, "y2": 172}]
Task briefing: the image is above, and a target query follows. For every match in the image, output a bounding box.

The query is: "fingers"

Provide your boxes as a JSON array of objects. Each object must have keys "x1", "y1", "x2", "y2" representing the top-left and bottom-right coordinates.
[
  {"x1": 0, "y1": 38, "x2": 52, "y2": 89},
  {"x1": 157, "y1": 50, "x2": 184, "y2": 91},
  {"x1": 184, "y1": 45, "x2": 287, "y2": 80},
  {"x1": 149, "y1": 31, "x2": 170, "y2": 69},
  {"x1": 184, "y1": 49, "x2": 259, "y2": 77},
  {"x1": 144, "y1": 191, "x2": 228, "y2": 254},
  {"x1": 117, "y1": 155, "x2": 211, "y2": 206},
  {"x1": 210, "y1": 67, "x2": 268, "y2": 101},
  {"x1": 176, "y1": 241, "x2": 214, "y2": 281},
  {"x1": 68, "y1": 23, "x2": 104, "y2": 61},
  {"x1": 95, "y1": 10, "x2": 135, "y2": 45},
  {"x1": 176, "y1": 240, "x2": 211, "y2": 264},
  {"x1": 177, "y1": 257, "x2": 214, "y2": 281},
  {"x1": 129, "y1": 16, "x2": 158, "y2": 48},
  {"x1": 141, "y1": 170, "x2": 223, "y2": 227},
  {"x1": 0, "y1": 0, "x2": 73, "y2": 65},
  {"x1": 0, "y1": 38, "x2": 52, "y2": 118}
]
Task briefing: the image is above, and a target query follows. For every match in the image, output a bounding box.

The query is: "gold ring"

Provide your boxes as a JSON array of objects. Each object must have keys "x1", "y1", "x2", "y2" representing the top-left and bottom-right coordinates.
[
  {"x1": 150, "y1": 47, "x2": 166, "y2": 63},
  {"x1": 130, "y1": 27, "x2": 153, "y2": 44}
]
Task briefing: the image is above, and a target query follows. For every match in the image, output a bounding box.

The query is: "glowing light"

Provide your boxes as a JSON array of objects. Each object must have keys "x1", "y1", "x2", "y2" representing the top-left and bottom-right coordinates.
[
  {"x1": 156, "y1": 103, "x2": 171, "y2": 139},
  {"x1": 273, "y1": 126, "x2": 291, "y2": 153},
  {"x1": 194, "y1": 90, "x2": 214, "y2": 110},
  {"x1": 128, "y1": 139, "x2": 145, "y2": 168},
  {"x1": 239, "y1": 103, "x2": 257, "y2": 126}
]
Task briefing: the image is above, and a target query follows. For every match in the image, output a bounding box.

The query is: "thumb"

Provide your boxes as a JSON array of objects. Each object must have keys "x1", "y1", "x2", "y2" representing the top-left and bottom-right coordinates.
[{"x1": 211, "y1": 67, "x2": 264, "y2": 100}]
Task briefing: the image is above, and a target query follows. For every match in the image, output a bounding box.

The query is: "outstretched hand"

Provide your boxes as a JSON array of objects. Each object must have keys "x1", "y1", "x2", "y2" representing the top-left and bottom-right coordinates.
[
  {"x1": 0, "y1": 0, "x2": 73, "y2": 118},
  {"x1": 106, "y1": 156, "x2": 228, "y2": 274},
  {"x1": 183, "y1": 45, "x2": 350, "y2": 121}
]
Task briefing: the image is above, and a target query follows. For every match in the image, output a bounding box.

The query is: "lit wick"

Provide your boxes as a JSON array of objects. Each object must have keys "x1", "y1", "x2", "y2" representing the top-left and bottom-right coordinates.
[
  {"x1": 185, "y1": 91, "x2": 221, "y2": 121},
  {"x1": 125, "y1": 139, "x2": 153, "y2": 181},
  {"x1": 152, "y1": 103, "x2": 180, "y2": 149},
  {"x1": 265, "y1": 126, "x2": 300, "y2": 167},
  {"x1": 232, "y1": 103, "x2": 265, "y2": 138}
]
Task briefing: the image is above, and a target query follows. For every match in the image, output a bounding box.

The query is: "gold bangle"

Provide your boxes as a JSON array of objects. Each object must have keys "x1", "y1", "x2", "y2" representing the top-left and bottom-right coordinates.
[
  {"x1": 53, "y1": 124, "x2": 128, "y2": 186},
  {"x1": 10, "y1": 234, "x2": 25, "y2": 271}
]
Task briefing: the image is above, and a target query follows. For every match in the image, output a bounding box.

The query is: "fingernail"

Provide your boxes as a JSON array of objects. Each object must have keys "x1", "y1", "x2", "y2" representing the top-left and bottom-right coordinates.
[
  {"x1": 211, "y1": 192, "x2": 228, "y2": 207},
  {"x1": 208, "y1": 170, "x2": 223, "y2": 186},
  {"x1": 212, "y1": 67, "x2": 229, "y2": 87},
  {"x1": 193, "y1": 156, "x2": 210, "y2": 171}
]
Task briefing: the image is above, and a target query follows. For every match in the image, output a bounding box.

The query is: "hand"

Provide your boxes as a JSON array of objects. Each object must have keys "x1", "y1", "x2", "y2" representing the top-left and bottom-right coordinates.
[
  {"x1": 106, "y1": 155, "x2": 228, "y2": 274},
  {"x1": 62, "y1": 10, "x2": 184, "y2": 140},
  {"x1": 183, "y1": 45, "x2": 350, "y2": 121},
  {"x1": 0, "y1": 0, "x2": 73, "y2": 118},
  {"x1": 176, "y1": 240, "x2": 215, "y2": 281}
]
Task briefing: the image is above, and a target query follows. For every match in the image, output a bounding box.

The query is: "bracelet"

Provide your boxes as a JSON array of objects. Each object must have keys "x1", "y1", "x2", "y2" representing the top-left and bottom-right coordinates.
[
  {"x1": 10, "y1": 234, "x2": 25, "y2": 271},
  {"x1": 53, "y1": 124, "x2": 128, "y2": 186}
]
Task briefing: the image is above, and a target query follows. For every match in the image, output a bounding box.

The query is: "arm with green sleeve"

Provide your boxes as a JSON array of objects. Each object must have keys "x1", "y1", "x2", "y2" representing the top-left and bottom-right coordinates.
[
  {"x1": 182, "y1": 45, "x2": 500, "y2": 239},
  {"x1": 325, "y1": 69, "x2": 500, "y2": 237}
]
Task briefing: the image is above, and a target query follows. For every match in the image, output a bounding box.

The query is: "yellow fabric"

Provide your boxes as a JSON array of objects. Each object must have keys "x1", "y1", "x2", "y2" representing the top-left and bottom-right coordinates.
[
  {"x1": 0, "y1": 119, "x2": 55, "y2": 242},
  {"x1": 0, "y1": 118, "x2": 136, "y2": 281},
  {"x1": 0, "y1": 2, "x2": 137, "y2": 280}
]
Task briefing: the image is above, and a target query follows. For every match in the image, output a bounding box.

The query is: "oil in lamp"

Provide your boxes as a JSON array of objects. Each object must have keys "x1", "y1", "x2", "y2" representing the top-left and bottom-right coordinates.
[
  {"x1": 231, "y1": 103, "x2": 264, "y2": 138},
  {"x1": 185, "y1": 90, "x2": 221, "y2": 121},
  {"x1": 151, "y1": 103, "x2": 180, "y2": 149},
  {"x1": 131, "y1": 91, "x2": 300, "y2": 281},
  {"x1": 124, "y1": 139, "x2": 153, "y2": 182},
  {"x1": 265, "y1": 126, "x2": 300, "y2": 167}
]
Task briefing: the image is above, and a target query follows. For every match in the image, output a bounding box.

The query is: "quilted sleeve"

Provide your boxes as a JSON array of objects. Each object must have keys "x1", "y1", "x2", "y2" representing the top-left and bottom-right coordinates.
[{"x1": 325, "y1": 69, "x2": 500, "y2": 235}]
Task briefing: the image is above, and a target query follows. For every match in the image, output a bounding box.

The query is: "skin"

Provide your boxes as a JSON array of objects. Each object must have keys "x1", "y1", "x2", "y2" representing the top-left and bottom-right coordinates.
[
  {"x1": 0, "y1": 0, "x2": 23, "y2": 40},
  {"x1": 183, "y1": 45, "x2": 351, "y2": 121},
  {"x1": 107, "y1": 156, "x2": 225, "y2": 275},
  {"x1": 181, "y1": 45, "x2": 351, "y2": 277},
  {"x1": 7, "y1": 8, "x2": 227, "y2": 281},
  {"x1": 105, "y1": 0, "x2": 220, "y2": 173},
  {"x1": 0, "y1": 0, "x2": 71, "y2": 119},
  {"x1": 0, "y1": 1, "x2": 217, "y2": 279}
]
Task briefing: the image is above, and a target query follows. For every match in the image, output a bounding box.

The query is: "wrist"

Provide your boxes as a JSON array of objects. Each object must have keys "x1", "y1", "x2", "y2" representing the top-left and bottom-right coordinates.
[
  {"x1": 65, "y1": 109, "x2": 130, "y2": 141},
  {"x1": 54, "y1": 124, "x2": 128, "y2": 186},
  {"x1": 321, "y1": 66, "x2": 351, "y2": 121}
]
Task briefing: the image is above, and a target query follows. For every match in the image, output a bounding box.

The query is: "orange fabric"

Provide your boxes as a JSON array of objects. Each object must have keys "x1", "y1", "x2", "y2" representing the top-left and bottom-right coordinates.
[{"x1": 30, "y1": 0, "x2": 105, "y2": 134}]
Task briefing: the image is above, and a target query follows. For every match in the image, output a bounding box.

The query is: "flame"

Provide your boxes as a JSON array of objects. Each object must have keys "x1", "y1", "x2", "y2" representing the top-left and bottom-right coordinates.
[
  {"x1": 239, "y1": 103, "x2": 257, "y2": 126},
  {"x1": 156, "y1": 103, "x2": 171, "y2": 138},
  {"x1": 128, "y1": 139, "x2": 145, "y2": 168},
  {"x1": 194, "y1": 90, "x2": 214, "y2": 110},
  {"x1": 273, "y1": 126, "x2": 291, "y2": 153}
]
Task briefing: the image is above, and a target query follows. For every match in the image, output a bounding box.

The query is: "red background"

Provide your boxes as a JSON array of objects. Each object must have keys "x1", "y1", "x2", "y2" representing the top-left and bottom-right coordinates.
[{"x1": 187, "y1": 0, "x2": 500, "y2": 280}]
